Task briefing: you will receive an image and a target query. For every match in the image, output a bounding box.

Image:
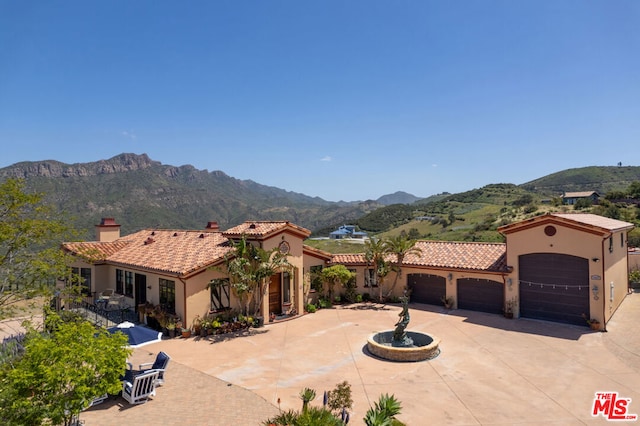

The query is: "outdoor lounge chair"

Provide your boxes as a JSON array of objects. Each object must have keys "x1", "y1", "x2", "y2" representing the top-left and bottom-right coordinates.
[
  {"x1": 135, "y1": 351, "x2": 170, "y2": 386},
  {"x1": 121, "y1": 369, "x2": 160, "y2": 405}
]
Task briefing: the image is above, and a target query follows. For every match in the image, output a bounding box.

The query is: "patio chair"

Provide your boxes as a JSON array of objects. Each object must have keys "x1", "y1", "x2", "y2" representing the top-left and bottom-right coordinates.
[
  {"x1": 106, "y1": 294, "x2": 125, "y2": 310},
  {"x1": 121, "y1": 369, "x2": 160, "y2": 405},
  {"x1": 136, "y1": 351, "x2": 171, "y2": 386}
]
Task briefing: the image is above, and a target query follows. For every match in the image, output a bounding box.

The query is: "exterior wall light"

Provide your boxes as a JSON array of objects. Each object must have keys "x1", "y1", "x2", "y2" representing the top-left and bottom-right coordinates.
[{"x1": 592, "y1": 257, "x2": 600, "y2": 263}]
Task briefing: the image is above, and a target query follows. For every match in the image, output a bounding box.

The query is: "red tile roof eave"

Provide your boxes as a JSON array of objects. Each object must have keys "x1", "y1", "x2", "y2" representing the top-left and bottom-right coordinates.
[{"x1": 498, "y1": 215, "x2": 633, "y2": 237}]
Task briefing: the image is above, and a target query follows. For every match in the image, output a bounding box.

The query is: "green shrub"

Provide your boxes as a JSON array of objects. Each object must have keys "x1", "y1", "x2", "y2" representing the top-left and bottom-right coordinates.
[
  {"x1": 362, "y1": 292, "x2": 371, "y2": 302},
  {"x1": 318, "y1": 298, "x2": 332, "y2": 309},
  {"x1": 356, "y1": 294, "x2": 363, "y2": 303},
  {"x1": 305, "y1": 303, "x2": 317, "y2": 313}
]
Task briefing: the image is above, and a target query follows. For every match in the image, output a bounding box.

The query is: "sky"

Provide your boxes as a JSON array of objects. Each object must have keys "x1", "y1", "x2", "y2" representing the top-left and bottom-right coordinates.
[{"x1": 1, "y1": 1, "x2": 638, "y2": 202}]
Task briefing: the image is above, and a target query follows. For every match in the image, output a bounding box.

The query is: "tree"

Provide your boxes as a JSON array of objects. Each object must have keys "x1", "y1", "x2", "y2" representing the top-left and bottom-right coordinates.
[
  {"x1": 364, "y1": 238, "x2": 391, "y2": 302},
  {"x1": 0, "y1": 178, "x2": 77, "y2": 320},
  {"x1": 627, "y1": 181, "x2": 640, "y2": 199},
  {"x1": 320, "y1": 265, "x2": 355, "y2": 302},
  {"x1": 0, "y1": 310, "x2": 130, "y2": 426},
  {"x1": 383, "y1": 235, "x2": 422, "y2": 300},
  {"x1": 219, "y1": 236, "x2": 291, "y2": 316}
]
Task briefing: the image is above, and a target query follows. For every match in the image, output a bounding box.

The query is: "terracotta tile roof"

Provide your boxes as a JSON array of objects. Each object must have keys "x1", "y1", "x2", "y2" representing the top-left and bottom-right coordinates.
[
  {"x1": 223, "y1": 221, "x2": 311, "y2": 239},
  {"x1": 551, "y1": 213, "x2": 634, "y2": 232},
  {"x1": 104, "y1": 229, "x2": 232, "y2": 275},
  {"x1": 499, "y1": 212, "x2": 634, "y2": 235},
  {"x1": 62, "y1": 241, "x2": 131, "y2": 262},
  {"x1": 331, "y1": 253, "x2": 368, "y2": 265},
  {"x1": 330, "y1": 241, "x2": 507, "y2": 272},
  {"x1": 302, "y1": 244, "x2": 333, "y2": 260},
  {"x1": 403, "y1": 241, "x2": 507, "y2": 272}
]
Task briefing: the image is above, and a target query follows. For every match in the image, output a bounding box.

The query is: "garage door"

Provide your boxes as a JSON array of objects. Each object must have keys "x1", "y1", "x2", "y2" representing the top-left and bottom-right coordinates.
[
  {"x1": 519, "y1": 253, "x2": 589, "y2": 326},
  {"x1": 407, "y1": 274, "x2": 446, "y2": 306},
  {"x1": 457, "y1": 278, "x2": 504, "y2": 314}
]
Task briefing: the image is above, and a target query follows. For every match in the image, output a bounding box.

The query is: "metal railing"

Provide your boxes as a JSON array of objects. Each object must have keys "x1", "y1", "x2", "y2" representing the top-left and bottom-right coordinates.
[{"x1": 61, "y1": 298, "x2": 139, "y2": 328}]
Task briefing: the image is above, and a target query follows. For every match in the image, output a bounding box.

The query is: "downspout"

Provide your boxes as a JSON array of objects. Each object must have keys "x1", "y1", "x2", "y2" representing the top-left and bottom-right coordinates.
[
  {"x1": 600, "y1": 236, "x2": 607, "y2": 331},
  {"x1": 179, "y1": 277, "x2": 188, "y2": 325}
]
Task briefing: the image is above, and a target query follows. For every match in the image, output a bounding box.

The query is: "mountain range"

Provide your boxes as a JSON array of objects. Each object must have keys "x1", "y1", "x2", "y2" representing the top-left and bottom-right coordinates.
[{"x1": 1, "y1": 153, "x2": 638, "y2": 241}]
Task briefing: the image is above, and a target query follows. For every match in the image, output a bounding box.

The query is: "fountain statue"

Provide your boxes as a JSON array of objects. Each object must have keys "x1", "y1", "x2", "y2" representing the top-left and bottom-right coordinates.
[
  {"x1": 392, "y1": 295, "x2": 413, "y2": 346},
  {"x1": 366, "y1": 291, "x2": 440, "y2": 362}
]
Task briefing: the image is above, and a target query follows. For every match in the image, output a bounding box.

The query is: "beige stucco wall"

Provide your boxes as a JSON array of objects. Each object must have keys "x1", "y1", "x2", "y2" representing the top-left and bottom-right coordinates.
[{"x1": 504, "y1": 224, "x2": 629, "y2": 325}]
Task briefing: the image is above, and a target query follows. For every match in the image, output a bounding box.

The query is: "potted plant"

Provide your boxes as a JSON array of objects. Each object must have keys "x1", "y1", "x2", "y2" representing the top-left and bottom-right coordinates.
[
  {"x1": 181, "y1": 327, "x2": 191, "y2": 338},
  {"x1": 166, "y1": 319, "x2": 176, "y2": 338},
  {"x1": 504, "y1": 297, "x2": 517, "y2": 319},
  {"x1": 583, "y1": 314, "x2": 601, "y2": 330},
  {"x1": 440, "y1": 295, "x2": 454, "y2": 309},
  {"x1": 630, "y1": 268, "x2": 640, "y2": 290},
  {"x1": 192, "y1": 315, "x2": 202, "y2": 335}
]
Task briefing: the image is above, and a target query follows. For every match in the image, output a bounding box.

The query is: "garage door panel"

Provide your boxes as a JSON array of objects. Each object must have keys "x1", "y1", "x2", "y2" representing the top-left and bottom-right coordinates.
[
  {"x1": 519, "y1": 253, "x2": 589, "y2": 326},
  {"x1": 457, "y1": 278, "x2": 504, "y2": 314},
  {"x1": 407, "y1": 274, "x2": 446, "y2": 306}
]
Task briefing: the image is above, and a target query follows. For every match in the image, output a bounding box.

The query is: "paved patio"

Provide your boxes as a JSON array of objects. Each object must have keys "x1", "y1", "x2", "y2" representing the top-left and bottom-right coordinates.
[{"x1": 80, "y1": 292, "x2": 640, "y2": 425}]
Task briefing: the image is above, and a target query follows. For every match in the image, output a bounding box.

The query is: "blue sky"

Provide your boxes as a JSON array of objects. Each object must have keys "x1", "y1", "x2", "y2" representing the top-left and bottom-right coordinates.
[{"x1": 1, "y1": 1, "x2": 638, "y2": 202}]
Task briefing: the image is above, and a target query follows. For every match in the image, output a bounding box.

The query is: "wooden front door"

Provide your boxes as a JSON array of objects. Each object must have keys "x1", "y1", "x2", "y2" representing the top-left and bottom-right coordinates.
[{"x1": 269, "y1": 274, "x2": 282, "y2": 315}]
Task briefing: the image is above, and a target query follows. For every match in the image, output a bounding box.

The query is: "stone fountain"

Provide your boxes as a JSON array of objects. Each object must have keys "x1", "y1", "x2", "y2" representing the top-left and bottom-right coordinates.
[{"x1": 366, "y1": 293, "x2": 440, "y2": 362}]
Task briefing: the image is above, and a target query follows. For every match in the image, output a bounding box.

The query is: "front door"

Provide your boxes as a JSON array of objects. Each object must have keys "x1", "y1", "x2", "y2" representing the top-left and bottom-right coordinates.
[
  {"x1": 269, "y1": 274, "x2": 282, "y2": 315},
  {"x1": 134, "y1": 273, "x2": 147, "y2": 311}
]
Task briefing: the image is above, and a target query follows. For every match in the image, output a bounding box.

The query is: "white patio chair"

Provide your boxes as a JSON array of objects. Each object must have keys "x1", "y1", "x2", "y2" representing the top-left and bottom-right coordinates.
[{"x1": 121, "y1": 369, "x2": 160, "y2": 405}]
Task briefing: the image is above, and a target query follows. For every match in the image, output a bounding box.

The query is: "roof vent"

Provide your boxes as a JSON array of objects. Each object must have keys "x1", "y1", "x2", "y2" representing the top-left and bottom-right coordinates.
[
  {"x1": 249, "y1": 223, "x2": 256, "y2": 229},
  {"x1": 151, "y1": 231, "x2": 156, "y2": 236},
  {"x1": 144, "y1": 237, "x2": 155, "y2": 245},
  {"x1": 173, "y1": 232, "x2": 179, "y2": 237},
  {"x1": 199, "y1": 233, "x2": 206, "y2": 238}
]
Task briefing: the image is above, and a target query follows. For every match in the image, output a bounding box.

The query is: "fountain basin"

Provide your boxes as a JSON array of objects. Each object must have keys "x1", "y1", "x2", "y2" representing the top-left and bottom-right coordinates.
[{"x1": 367, "y1": 330, "x2": 440, "y2": 362}]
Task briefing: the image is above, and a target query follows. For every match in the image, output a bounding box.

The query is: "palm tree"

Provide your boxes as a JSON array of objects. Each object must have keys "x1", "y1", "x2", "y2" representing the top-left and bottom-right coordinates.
[
  {"x1": 364, "y1": 238, "x2": 390, "y2": 303},
  {"x1": 383, "y1": 235, "x2": 421, "y2": 300},
  {"x1": 220, "y1": 236, "x2": 291, "y2": 317}
]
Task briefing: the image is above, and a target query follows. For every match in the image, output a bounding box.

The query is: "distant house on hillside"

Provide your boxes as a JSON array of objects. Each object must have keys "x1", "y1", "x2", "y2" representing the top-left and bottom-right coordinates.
[
  {"x1": 561, "y1": 191, "x2": 601, "y2": 205},
  {"x1": 329, "y1": 225, "x2": 368, "y2": 240}
]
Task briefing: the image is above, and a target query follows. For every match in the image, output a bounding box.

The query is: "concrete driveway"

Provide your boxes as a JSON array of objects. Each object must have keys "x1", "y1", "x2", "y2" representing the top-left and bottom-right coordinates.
[{"x1": 82, "y1": 292, "x2": 640, "y2": 425}]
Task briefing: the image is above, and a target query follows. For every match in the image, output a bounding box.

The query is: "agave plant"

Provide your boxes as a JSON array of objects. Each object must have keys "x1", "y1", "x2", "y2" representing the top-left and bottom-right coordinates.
[{"x1": 299, "y1": 387, "x2": 316, "y2": 413}]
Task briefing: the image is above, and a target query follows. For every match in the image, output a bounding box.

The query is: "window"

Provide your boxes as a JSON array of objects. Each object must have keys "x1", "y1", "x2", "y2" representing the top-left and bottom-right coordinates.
[
  {"x1": 116, "y1": 269, "x2": 123, "y2": 294},
  {"x1": 621, "y1": 233, "x2": 625, "y2": 247},
  {"x1": 283, "y1": 272, "x2": 291, "y2": 303},
  {"x1": 210, "y1": 279, "x2": 230, "y2": 311},
  {"x1": 609, "y1": 236, "x2": 614, "y2": 253},
  {"x1": 125, "y1": 271, "x2": 133, "y2": 298},
  {"x1": 80, "y1": 268, "x2": 92, "y2": 295},
  {"x1": 310, "y1": 265, "x2": 323, "y2": 292},
  {"x1": 70, "y1": 267, "x2": 91, "y2": 295},
  {"x1": 365, "y1": 268, "x2": 378, "y2": 287},
  {"x1": 159, "y1": 278, "x2": 176, "y2": 314}
]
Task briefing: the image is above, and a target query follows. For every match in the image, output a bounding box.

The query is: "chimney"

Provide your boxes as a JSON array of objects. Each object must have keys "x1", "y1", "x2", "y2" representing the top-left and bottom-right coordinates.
[
  {"x1": 95, "y1": 217, "x2": 121, "y2": 242},
  {"x1": 204, "y1": 221, "x2": 220, "y2": 232}
]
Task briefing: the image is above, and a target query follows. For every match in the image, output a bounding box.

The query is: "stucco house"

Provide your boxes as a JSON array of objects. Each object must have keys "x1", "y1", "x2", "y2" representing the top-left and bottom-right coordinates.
[
  {"x1": 62, "y1": 219, "x2": 317, "y2": 329},
  {"x1": 62, "y1": 212, "x2": 633, "y2": 331},
  {"x1": 329, "y1": 225, "x2": 368, "y2": 239},
  {"x1": 561, "y1": 191, "x2": 601, "y2": 205}
]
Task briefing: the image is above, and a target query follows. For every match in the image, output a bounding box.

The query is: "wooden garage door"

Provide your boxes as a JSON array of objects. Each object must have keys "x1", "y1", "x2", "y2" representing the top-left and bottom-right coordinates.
[
  {"x1": 457, "y1": 278, "x2": 504, "y2": 314},
  {"x1": 407, "y1": 274, "x2": 446, "y2": 306},
  {"x1": 519, "y1": 253, "x2": 589, "y2": 326}
]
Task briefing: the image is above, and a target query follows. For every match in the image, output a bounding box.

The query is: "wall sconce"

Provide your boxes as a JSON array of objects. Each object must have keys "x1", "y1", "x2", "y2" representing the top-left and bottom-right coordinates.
[
  {"x1": 507, "y1": 278, "x2": 513, "y2": 290},
  {"x1": 592, "y1": 257, "x2": 600, "y2": 263},
  {"x1": 447, "y1": 273, "x2": 453, "y2": 283},
  {"x1": 592, "y1": 285, "x2": 599, "y2": 300},
  {"x1": 147, "y1": 285, "x2": 152, "y2": 290}
]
